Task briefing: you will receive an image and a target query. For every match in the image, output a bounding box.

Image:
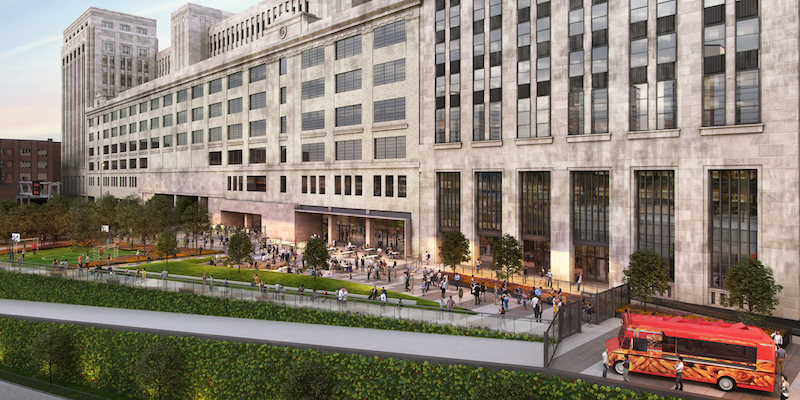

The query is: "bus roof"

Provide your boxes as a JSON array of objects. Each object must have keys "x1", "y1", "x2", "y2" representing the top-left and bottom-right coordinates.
[{"x1": 624, "y1": 313, "x2": 773, "y2": 344}]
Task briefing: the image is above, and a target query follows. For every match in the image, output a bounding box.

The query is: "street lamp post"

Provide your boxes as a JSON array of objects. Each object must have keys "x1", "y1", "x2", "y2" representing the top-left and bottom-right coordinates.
[{"x1": 100, "y1": 161, "x2": 106, "y2": 197}]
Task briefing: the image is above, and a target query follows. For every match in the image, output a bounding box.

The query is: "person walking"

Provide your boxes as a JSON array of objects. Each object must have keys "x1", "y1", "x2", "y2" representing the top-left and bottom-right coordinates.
[
  {"x1": 446, "y1": 296, "x2": 455, "y2": 312},
  {"x1": 576, "y1": 272, "x2": 583, "y2": 292},
  {"x1": 493, "y1": 283, "x2": 499, "y2": 305},
  {"x1": 586, "y1": 301, "x2": 594, "y2": 327},
  {"x1": 532, "y1": 295, "x2": 540, "y2": 322},
  {"x1": 425, "y1": 251, "x2": 430, "y2": 265},
  {"x1": 780, "y1": 375, "x2": 790, "y2": 400},
  {"x1": 674, "y1": 357, "x2": 684, "y2": 391},
  {"x1": 777, "y1": 345, "x2": 787, "y2": 376},
  {"x1": 546, "y1": 269, "x2": 553, "y2": 287},
  {"x1": 522, "y1": 291, "x2": 528, "y2": 310},
  {"x1": 457, "y1": 286, "x2": 464, "y2": 305},
  {"x1": 498, "y1": 306, "x2": 507, "y2": 327},
  {"x1": 622, "y1": 355, "x2": 631, "y2": 382},
  {"x1": 440, "y1": 276, "x2": 448, "y2": 298},
  {"x1": 601, "y1": 349, "x2": 609, "y2": 378}
]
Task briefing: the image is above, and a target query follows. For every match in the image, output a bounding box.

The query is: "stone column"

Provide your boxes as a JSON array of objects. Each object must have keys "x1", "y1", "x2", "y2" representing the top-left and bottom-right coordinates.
[{"x1": 328, "y1": 215, "x2": 337, "y2": 246}]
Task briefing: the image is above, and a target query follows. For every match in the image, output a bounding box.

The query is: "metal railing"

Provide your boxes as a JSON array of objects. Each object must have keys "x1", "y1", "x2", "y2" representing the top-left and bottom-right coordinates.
[
  {"x1": 543, "y1": 308, "x2": 561, "y2": 367},
  {"x1": 0, "y1": 369, "x2": 110, "y2": 400},
  {"x1": 0, "y1": 261, "x2": 552, "y2": 337}
]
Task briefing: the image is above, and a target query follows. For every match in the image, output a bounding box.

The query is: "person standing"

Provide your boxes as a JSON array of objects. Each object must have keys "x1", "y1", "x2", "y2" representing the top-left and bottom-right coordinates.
[
  {"x1": 532, "y1": 295, "x2": 540, "y2": 322},
  {"x1": 446, "y1": 296, "x2": 455, "y2": 312},
  {"x1": 777, "y1": 345, "x2": 787, "y2": 376},
  {"x1": 546, "y1": 269, "x2": 553, "y2": 287},
  {"x1": 586, "y1": 301, "x2": 594, "y2": 327},
  {"x1": 780, "y1": 375, "x2": 789, "y2": 400},
  {"x1": 622, "y1": 355, "x2": 630, "y2": 382},
  {"x1": 161, "y1": 269, "x2": 168, "y2": 281},
  {"x1": 425, "y1": 251, "x2": 430, "y2": 265},
  {"x1": 577, "y1": 272, "x2": 583, "y2": 292},
  {"x1": 440, "y1": 276, "x2": 448, "y2": 298},
  {"x1": 773, "y1": 331, "x2": 784, "y2": 348},
  {"x1": 601, "y1": 349, "x2": 609, "y2": 378},
  {"x1": 457, "y1": 286, "x2": 464, "y2": 305},
  {"x1": 674, "y1": 357, "x2": 684, "y2": 391}
]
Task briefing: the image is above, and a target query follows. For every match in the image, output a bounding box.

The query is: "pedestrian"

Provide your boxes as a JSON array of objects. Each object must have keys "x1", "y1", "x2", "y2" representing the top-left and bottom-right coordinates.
[
  {"x1": 674, "y1": 357, "x2": 684, "y2": 390},
  {"x1": 476, "y1": 259, "x2": 482, "y2": 274},
  {"x1": 602, "y1": 349, "x2": 609, "y2": 378},
  {"x1": 586, "y1": 301, "x2": 594, "y2": 327},
  {"x1": 473, "y1": 284, "x2": 480, "y2": 305},
  {"x1": 425, "y1": 251, "x2": 430, "y2": 265},
  {"x1": 446, "y1": 296, "x2": 455, "y2": 312},
  {"x1": 772, "y1": 330, "x2": 784, "y2": 348},
  {"x1": 546, "y1": 269, "x2": 553, "y2": 287},
  {"x1": 499, "y1": 306, "x2": 507, "y2": 327},
  {"x1": 502, "y1": 291, "x2": 510, "y2": 310},
  {"x1": 493, "y1": 283, "x2": 499, "y2": 305},
  {"x1": 623, "y1": 355, "x2": 630, "y2": 382},
  {"x1": 777, "y1": 345, "x2": 787, "y2": 376},
  {"x1": 522, "y1": 291, "x2": 528, "y2": 310},
  {"x1": 457, "y1": 286, "x2": 463, "y2": 305},
  {"x1": 516, "y1": 286, "x2": 521, "y2": 304},
  {"x1": 780, "y1": 375, "x2": 789, "y2": 400},
  {"x1": 532, "y1": 295, "x2": 540, "y2": 322},
  {"x1": 440, "y1": 276, "x2": 448, "y2": 298},
  {"x1": 380, "y1": 291, "x2": 387, "y2": 306},
  {"x1": 577, "y1": 272, "x2": 583, "y2": 292},
  {"x1": 161, "y1": 269, "x2": 168, "y2": 281},
  {"x1": 202, "y1": 273, "x2": 207, "y2": 286},
  {"x1": 480, "y1": 282, "x2": 486, "y2": 301}
]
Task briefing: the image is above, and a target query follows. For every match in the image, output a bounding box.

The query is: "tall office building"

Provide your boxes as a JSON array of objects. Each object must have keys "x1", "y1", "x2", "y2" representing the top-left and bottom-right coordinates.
[
  {"x1": 66, "y1": 0, "x2": 800, "y2": 318},
  {"x1": 61, "y1": 8, "x2": 158, "y2": 197}
]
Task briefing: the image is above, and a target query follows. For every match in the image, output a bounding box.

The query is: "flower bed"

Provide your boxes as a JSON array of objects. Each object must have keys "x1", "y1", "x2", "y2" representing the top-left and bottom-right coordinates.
[
  {"x1": 0, "y1": 271, "x2": 539, "y2": 342},
  {"x1": 0, "y1": 318, "x2": 681, "y2": 400}
]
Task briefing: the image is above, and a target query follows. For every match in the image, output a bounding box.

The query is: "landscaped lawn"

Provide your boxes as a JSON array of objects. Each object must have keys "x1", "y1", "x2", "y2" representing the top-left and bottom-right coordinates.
[
  {"x1": 21, "y1": 246, "x2": 138, "y2": 265},
  {"x1": 119, "y1": 258, "x2": 439, "y2": 307}
]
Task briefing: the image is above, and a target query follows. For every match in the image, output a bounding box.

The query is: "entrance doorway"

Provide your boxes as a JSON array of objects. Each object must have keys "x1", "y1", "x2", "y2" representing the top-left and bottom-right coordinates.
[
  {"x1": 574, "y1": 245, "x2": 609, "y2": 283},
  {"x1": 523, "y1": 240, "x2": 551, "y2": 277}
]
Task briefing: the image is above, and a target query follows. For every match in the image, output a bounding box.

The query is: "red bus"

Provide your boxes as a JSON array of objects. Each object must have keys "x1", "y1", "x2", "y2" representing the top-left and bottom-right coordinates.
[{"x1": 606, "y1": 312, "x2": 776, "y2": 392}]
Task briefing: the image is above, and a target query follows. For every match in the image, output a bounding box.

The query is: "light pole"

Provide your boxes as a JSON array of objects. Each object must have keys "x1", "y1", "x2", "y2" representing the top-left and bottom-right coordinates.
[{"x1": 99, "y1": 161, "x2": 106, "y2": 198}]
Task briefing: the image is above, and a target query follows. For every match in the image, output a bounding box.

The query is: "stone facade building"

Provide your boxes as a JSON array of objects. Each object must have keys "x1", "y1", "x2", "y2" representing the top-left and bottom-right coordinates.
[{"x1": 64, "y1": 0, "x2": 800, "y2": 318}]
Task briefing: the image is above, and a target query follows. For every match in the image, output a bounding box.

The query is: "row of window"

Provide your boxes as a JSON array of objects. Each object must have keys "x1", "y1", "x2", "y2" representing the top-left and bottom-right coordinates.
[
  {"x1": 9, "y1": 161, "x2": 48, "y2": 169},
  {"x1": 5, "y1": 173, "x2": 48, "y2": 182},
  {"x1": 88, "y1": 175, "x2": 138, "y2": 188},
  {"x1": 88, "y1": 158, "x2": 147, "y2": 171},
  {"x1": 101, "y1": 21, "x2": 147, "y2": 35},
  {"x1": 300, "y1": 174, "x2": 408, "y2": 198},
  {"x1": 103, "y1": 42, "x2": 148, "y2": 57},
  {"x1": 0, "y1": 148, "x2": 47, "y2": 157}
]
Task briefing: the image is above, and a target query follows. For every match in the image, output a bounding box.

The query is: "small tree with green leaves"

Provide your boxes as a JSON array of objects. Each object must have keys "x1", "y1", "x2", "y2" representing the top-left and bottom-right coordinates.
[
  {"x1": 156, "y1": 230, "x2": 178, "y2": 263},
  {"x1": 136, "y1": 341, "x2": 184, "y2": 400},
  {"x1": 721, "y1": 257, "x2": 783, "y2": 325},
  {"x1": 491, "y1": 234, "x2": 523, "y2": 280},
  {"x1": 439, "y1": 230, "x2": 471, "y2": 273},
  {"x1": 281, "y1": 358, "x2": 335, "y2": 400},
  {"x1": 623, "y1": 248, "x2": 671, "y2": 309},
  {"x1": 41, "y1": 195, "x2": 71, "y2": 243},
  {"x1": 227, "y1": 231, "x2": 253, "y2": 273},
  {"x1": 70, "y1": 200, "x2": 102, "y2": 253},
  {"x1": 30, "y1": 325, "x2": 73, "y2": 384},
  {"x1": 181, "y1": 203, "x2": 211, "y2": 250},
  {"x1": 303, "y1": 235, "x2": 330, "y2": 280}
]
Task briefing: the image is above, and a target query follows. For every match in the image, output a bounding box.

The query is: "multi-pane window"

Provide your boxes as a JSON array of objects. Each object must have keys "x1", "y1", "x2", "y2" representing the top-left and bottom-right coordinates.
[
  {"x1": 637, "y1": 170, "x2": 675, "y2": 280},
  {"x1": 517, "y1": 0, "x2": 532, "y2": 138},
  {"x1": 280, "y1": 87, "x2": 287, "y2": 104},
  {"x1": 192, "y1": 84, "x2": 204, "y2": 99},
  {"x1": 386, "y1": 175, "x2": 394, "y2": 197},
  {"x1": 336, "y1": 70, "x2": 361, "y2": 93},
  {"x1": 163, "y1": 134, "x2": 172, "y2": 148},
  {"x1": 279, "y1": 57, "x2": 287, "y2": 75},
  {"x1": 336, "y1": 35, "x2": 362, "y2": 59},
  {"x1": 209, "y1": 151, "x2": 222, "y2": 165},
  {"x1": 336, "y1": 140, "x2": 362, "y2": 160},
  {"x1": 228, "y1": 71, "x2": 243, "y2": 89},
  {"x1": 249, "y1": 120, "x2": 267, "y2": 137},
  {"x1": 703, "y1": 0, "x2": 726, "y2": 126},
  {"x1": 398, "y1": 176, "x2": 407, "y2": 198},
  {"x1": 302, "y1": 110, "x2": 325, "y2": 131},
  {"x1": 209, "y1": 127, "x2": 222, "y2": 142},
  {"x1": 228, "y1": 150, "x2": 243, "y2": 165},
  {"x1": 129, "y1": 105, "x2": 137, "y2": 116},
  {"x1": 177, "y1": 89, "x2": 188, "y2": 103},
  {"x1": 209, "y1": 78, "x2": 222, "y2": 94},
  {"x1": 250, "y1": 64, "x2": 266, "y2": 83},
  {"x1": 280, "y1": 116, "x2": 287, "y2": 134},
  {"x1": 177, "y1": 111, "x2": 188, "y2": 124},
  {"x1": 163, "y1": 114, "x2": 173, "y2": 127},
  {"x1": 150, "y1": 117, "x2": 159, "y2": 129},
  {"x1": 280, "y1": 176, "x2": 287, "y2": 193},
  {"x1": 335, "y1": 176, "x2": 342, "y2": 195},
  {"x1": 355, "y1": 176, "x2": 363, "y2": 196},
  {"x1": 192, "y1": 130, "x2": 203, "y2": 144},
  {"x1": 710, "y1": 170, "x2": 757, "y2": 288},
  {"x1": 336, "y1": 105, "x2": 362, "y2": 127},
  {"x1": 228, "y1": 97, "x2": 243, "y2": 114},
  {"x1": 302, "y1": 176, "x2": 308, "y2": 193},
  {"x1": 280, "y1": 146, "x2": 287, "y2": 163},
  {"x1": 630, "y1": 36, "x2": 649, "y2": 131},
  {"x1": 120, "y1": 125, "x2": 127, "y2": 136},
  {"x1": 735, "y1": 3, "x2": 760, "y2": 125},
  {"x1": 591, "y1": 2, "x2": 609, "y2": 134},
  {"x1": 573, "y1": 171, "x2": 610, "y2": 244},
  {"x1": 374, "y1": 136, "x2": 406, "y2": 159},
  {"x1": 374, "y1": 59, "x2": 405, "y2": 86},
  {"x1": 521, "y1": 171, "x2": 551, "y2": 238},
  {"x1": 302, "y1": 143, "x2": 325, "y2": 162},
  {"x1": 250, "y1": 148, "x2": 266, "y2": 164},
  {"x1": 373, "y1": 175, "x2": 382, "y2": 196},
  {"x1": 568, "y1": 0, "x2": 585, "y2": 136},
  {"x1": 163, "y1": 94, "x2": 173, "y2": 107},
  {"x1": 450, "y1": 108, "x2": 461, "y2": 143},
  {"x1": 209, "y1": 102, "x2": 222, "y2": 118},
  {"x1": 476, "y1": 172, "x2": 502, "y2": 232},
  {"x1": 129, "y1": 141, "x2": 137, "y2": 151},
  {"x1": 657, "y1": 0, "x2": 678, "y2": 130},
  {"x1": 139, "y1": 102, "x2": 147, "y2": 113},
  {"x1": 374, "y1": 20, "x2": 406, "y2": 49},
  {"x1": 177, "y1": 132, "x2": 188, "y2": 146},
  {"x1": 247, "y1": 176, "x2": 267, "y2": 192},
  {"x1": 129, "y1": 122, "x2": 137, "y2": 133},
  {"x1": 301, "y1": 46, "x2": 325, "y2": 69},
  {"x1": 192, "y1": 107, "x2": 203, "y2": 121},
  {"x1": 302, "y1": 78, "x2": 325, "y2": 100},
  {"x1": 150, "y1": 137, "x2": 160, "y2": 149},
  {"x1": 228, "y1": 124, "x2": 243, "y2": 140},
  {"x1": 436, "y1": 172, "x2": 461, "y2": 231},
  {"x1": 374, "y1": 98, "x2": 405, "y2": 123},
  {"x1": 250, "y1": 92, "x2": 267, "y2": 109}
]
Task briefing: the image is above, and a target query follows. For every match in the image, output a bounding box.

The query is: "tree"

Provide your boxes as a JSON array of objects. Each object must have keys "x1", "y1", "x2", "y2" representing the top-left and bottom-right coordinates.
[
  {"x1": 145, "y1": 195, "x2": 177, "y2": 242},
  {"x1": 96, "y1": 194, "x2": 119, "y2": 232},
  {"x1": 227, "y1": 231, "x2": 253, "y2": 272},
  {"x1": 303, "y1": 236, "x2": 330, "y2": 280},
  {"x1": 30, "y1": 325, "x2": 73, "y2": 384},
  {"x1": 41, "y1": 196, "x2": 71, "y2": 243},
  {"x1": 136, "y1": 341, "x2": 184, "y2": 400},
  {"x1": 117, "y1": 194, "x2": 144, "y2": 243},
  {"x1": 439, "y1": 230, "x2": 471, "y2": 273},
  {"x1": 623, "y1": 248, "x2": 671, "y2": 309},
  {"x1": 181, "y1": 203, "x2": 211, "y2": 250},
  {"x1": 281, "y1": 359, "x2": 335, "y2": 400},
  {"x1": 491, "y1": 234, "x2": 523, "y2": 280},
  {"x1": 721, "y1": 257, "x2": 783, "y2": 325},
  {"x1": 70, "y1": 200, "x2": 101, "y2": 253},
  {"x1": 16, "y1": 202, "x2": 42, "y2": 239},
  {"x1": 156, "y1": 230, "x2": 178, "y2": 263},
  {"x1": 0, "y1": 200, "x2": 18, "y2": 244}
]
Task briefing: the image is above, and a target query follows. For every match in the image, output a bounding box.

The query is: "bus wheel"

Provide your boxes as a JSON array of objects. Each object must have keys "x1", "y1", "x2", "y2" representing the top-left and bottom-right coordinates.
[
  {"x1": 613, "y1": 361, "x2": 626, "y2": 375},
  {"x1": 717, "y1": 376, "x2": 736, "y2": 391}
]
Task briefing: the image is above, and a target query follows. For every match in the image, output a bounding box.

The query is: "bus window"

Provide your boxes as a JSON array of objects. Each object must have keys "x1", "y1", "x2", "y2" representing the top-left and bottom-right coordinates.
[
  {"x1": 633, "y1": 338, "x2": 648, "y2": 352},
  {"x1": 676, "y1": 338, "x2": 757, "y2": 364},
  {"x1": 662, "y1": 335, "x2": 676, "y2": 354},
  {"x1": 646, "y1": 333, "x2": 663, "y2": 351}
]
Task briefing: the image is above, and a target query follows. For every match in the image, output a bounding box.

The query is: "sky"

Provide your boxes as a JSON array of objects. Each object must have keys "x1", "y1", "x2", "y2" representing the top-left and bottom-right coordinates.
[{"x1": 0, "y1": 0, "x2": 256, "y2": 142}]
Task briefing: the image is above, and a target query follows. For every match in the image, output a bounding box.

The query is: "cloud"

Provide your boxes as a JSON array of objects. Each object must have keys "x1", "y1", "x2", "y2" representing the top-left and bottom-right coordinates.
[{"x1": 0, "y1": 35, "x2": 60, "y2": 59}]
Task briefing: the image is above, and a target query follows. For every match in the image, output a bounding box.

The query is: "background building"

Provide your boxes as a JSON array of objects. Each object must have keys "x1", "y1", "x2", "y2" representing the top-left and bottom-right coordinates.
[{"x1": 0, "y1": 139, "x2": 61, "y2": 202}]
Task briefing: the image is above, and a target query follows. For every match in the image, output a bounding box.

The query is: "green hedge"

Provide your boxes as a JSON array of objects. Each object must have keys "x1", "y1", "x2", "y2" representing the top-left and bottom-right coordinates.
[
  {"x1": 0, "y1": 319, "x2": 679, "y2": 400},
  {"x1": 0, "y1": 270, "x2": 537, "y2": 342}
]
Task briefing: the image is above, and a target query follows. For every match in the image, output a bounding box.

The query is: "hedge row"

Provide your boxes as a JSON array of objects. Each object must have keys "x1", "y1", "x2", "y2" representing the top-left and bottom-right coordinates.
[
  {"x1": 0, "y1": 270, "x2": 538, "y2": 342},
  {"x1": 0, "y1": 319, "x2": 679, "y2": 400}
]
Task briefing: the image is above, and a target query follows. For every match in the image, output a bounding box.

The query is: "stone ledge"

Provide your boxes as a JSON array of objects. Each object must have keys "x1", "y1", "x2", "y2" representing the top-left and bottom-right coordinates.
[
  {"x1": 162, "y1": 148, "x2": 174, "y2": 153},
  {"x1": 470, "y1": 140, "x2": 503, "y2": 148},
  {"x1": 227, "y1": 140, "x2": 243, "y2": 146},
  {"x1": 433, "y1": 142, "x2": 463, "y2": 150},
  {"x1": 372, "y1": 123, "x2": 408, "y2": 132},
  {"x1": 138, "y1": 150, "x2": 149, "y2": 155},
  {"x1": 699, "y1": 124, "x2": 764, "y2": 136},
  {"x1": 627, "y1": 129, "x2": 681, "y2": 140},
  {"x1": 191, "y1": 144, "x2": 205, "y2": 150},
  {"x1": 207, "y1": 142, "x2": 223, "y2": 148},
  {"x1": 248, "y1": 137, "x2": 268, "y2": 143},
  {"x1": 176, "y1": 146, "x2": 189, "y2": 152},
  {"x1": 279, "y1": 135, "x2": 288, "y2": 141},
  {"x1": 516, "y1": 137, "x2": 554, "y2": 146},
  {"x1": 149, "y1": 149, "x2": 160, "y2": 154},
  {"x1": 565, "y1": 133, "x2": 612, "y2": 143},
  {"x1": 334, "y1": 128, "x2": 364, "y2": 135},
  {"x1": 301, "y1": 131, "x2": 327, "y2": 139}
]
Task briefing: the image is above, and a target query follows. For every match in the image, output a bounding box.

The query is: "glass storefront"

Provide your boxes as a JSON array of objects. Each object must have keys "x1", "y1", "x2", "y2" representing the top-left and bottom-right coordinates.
[
  {"x1": 523, "y1": 240, "x2": 551, "y2": 277},
  {"x1": 376, "y1": 220, "x2": 405, "y2": 254},
  {"x1": 574, "y1": 245, "x2": 609, "y2": 283}
]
